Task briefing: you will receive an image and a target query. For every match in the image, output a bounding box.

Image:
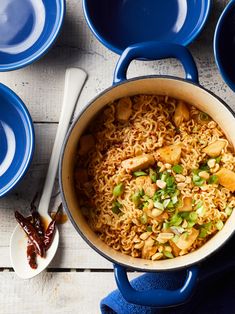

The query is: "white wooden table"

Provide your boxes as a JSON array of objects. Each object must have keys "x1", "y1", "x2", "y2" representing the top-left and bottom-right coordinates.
[{"x1": 0, "y1": 1, "x2": 232, "y2": 313}]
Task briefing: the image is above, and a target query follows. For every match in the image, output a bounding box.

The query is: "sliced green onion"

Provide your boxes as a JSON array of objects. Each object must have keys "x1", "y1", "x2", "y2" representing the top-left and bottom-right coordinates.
[
  {"x1": 132, "y1": 193, "x2": 141, "y2": 206},
  {"x1": 215, "y1": 156, "x2": 222, "y2": 163},
  {"x1": 196, "y1": 205, "x2": 206, "y2": 217},
  {"x1": 112, "y1": 201, "x2": 122, "y2": 214},
  {"x1": 163, "y1": 222, "x2": 170, "y2": 230},
  {"x1": 199, "y1": 163, "x2": 210, "y2": 171},
  {"x1": 189, "y1": 212, "x2": 198, "y2": 222},
  {"x1": 170, "y1": 213, "x2": 183, "y2": 226},
  {"x1": 133, "y1": 171, "x2": 147, "y2": 177},
  {"x1": 146, "y1": 225, "x2": 152, "y2": 232},
  {"x1": 172, "y1": 165, "x2": 183, "y2": 174},
  {"x1": 172, "y1": 234, "x2": 180, "y2": 243},
  {"x1": 172, "y1": 195, "x2": 178, "y2": 205},
  {"x1": 225, "y1": 207, "x2": 233, "y2": 216},
  {"x1": 143, "y1": 195, "x2": 150, "y2": 201},
  {"x1": 166, "y1": 176, "x2": 175, "y2": 188},
  {"x1": 153, "y1": 201, "x2": 164, "y2": 210},
  {"x1": 199, "y1": 228, "x2": 208, "y2": 238},
  {"x1": 113, "y1": 183, "x2": 124, "y2": 197},
  {"x1": 208, "y1": 175, "x2": 219, "y2": 185},
  {"x1": 216, "y1": 220, "x2": 224, "y2": 230},
  {"x1": 167, "y1": 201, "x2": 174, "y2": 209},
  {"x1": 163, "y1": 251, "x2": 174, "y2": 259},
  {"x1": 161, "y1": 172, "x2": 169, "y2": 182},
  {"x1": 140, "y1": 212, "x2": 148, "y2": 224},
  {"x1": 193, "y1": 174, "x2": 205, "y2": 186},
  {"x1": 139, "y1": 188, "x2": 145, "y2": 197},
  {"x1": 163, "y1": 199, "x2": 171, "y2": 208},
  {"x1": 196, "y1": 201, "x2": 203, "y2": 209},
  {"x1": 187, "y1": 221, "x2": 196, "y2": 228},
  {"x1": 199, "y1": 112, "x2": 209, "y2": 121},
  {"x1": 149, "y1": 169, "x2": 157, "y2": 183}
]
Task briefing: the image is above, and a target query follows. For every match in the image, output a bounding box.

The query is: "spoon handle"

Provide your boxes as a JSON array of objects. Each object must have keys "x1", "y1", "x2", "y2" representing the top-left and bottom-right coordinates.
[{"x1": 37, "y1": 68, "x2": 87, "y2": 217}]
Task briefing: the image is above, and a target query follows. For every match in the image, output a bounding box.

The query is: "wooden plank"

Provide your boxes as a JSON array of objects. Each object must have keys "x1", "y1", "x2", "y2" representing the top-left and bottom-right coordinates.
[{"x1": 0, "y1": 272, "x2": 139, "y2": 314}]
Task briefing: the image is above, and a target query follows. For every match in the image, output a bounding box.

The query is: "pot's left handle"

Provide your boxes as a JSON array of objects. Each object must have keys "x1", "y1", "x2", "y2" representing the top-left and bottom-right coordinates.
[
  {"x1": 113, "y1": 41, "x2": 198, "y2": 84},
  {"x1": 114, "y1": 264, "x2": 199, "y2": 308}
]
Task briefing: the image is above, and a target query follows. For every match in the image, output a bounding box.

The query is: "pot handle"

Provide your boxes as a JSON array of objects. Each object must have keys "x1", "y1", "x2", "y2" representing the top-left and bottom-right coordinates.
[
  {"x1": 113, "y1": 41, "x2": 199, "y2": 85},
  {"x1": 113, "y1": 264, "x2": 199, "y2": 308}
]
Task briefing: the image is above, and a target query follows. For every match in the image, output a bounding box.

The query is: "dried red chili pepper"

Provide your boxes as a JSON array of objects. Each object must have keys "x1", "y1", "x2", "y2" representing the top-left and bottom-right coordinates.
[
  {"x1": 30, "y1": 193, "x2": 44, "y2": 237},
  {"x1": 15, "y1": 211, "x2": 45, "y2": 258},
  {"x1": 44, "y1": 204, "x2": 62, "y2": 251},
  {"x1": 27, "y1": 239, "x2": 37, "y2": 269}
]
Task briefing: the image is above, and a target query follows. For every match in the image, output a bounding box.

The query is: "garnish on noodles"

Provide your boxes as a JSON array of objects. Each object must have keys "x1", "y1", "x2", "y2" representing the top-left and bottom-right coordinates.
[{"x1": 75, "y1": 95, "x2": 235, "y2": 260}]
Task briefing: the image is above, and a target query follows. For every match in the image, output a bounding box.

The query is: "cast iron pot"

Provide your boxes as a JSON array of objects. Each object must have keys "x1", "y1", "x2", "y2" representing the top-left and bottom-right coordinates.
[{"x1": 59, "y1": 42, "x2": 235, "y2": 308}]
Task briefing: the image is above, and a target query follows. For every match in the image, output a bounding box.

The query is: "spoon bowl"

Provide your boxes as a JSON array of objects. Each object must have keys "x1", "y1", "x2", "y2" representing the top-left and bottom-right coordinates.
[{"x1": 10, "y1": 68, "x2": 87, "y2": 278}]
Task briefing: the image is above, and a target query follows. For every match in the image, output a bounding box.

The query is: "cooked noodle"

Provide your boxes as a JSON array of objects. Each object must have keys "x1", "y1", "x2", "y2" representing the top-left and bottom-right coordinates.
[{"x1": 75, "y1": 95, "x2": 235, "y2": 260}]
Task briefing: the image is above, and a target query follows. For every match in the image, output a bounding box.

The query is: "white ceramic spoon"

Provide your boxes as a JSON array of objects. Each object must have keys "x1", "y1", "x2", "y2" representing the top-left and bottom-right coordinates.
[{"x1": 10, "y1": 68, "x2": 87, "y2": 279}]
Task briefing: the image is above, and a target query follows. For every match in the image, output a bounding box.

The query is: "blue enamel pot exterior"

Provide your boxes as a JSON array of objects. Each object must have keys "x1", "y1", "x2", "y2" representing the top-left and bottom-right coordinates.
[
  {"x1": 60, "y1": 42, "x2": 235, "y2": 308},
  {"x1": 0, "y1": 0, "x2": 65, "y2": 71},
  {"x1": 214, "y1": 0, "x2": 235, "y2": 92},
  {"x1": 83, "y1": 0, "x2": 211, "y2": 54}
]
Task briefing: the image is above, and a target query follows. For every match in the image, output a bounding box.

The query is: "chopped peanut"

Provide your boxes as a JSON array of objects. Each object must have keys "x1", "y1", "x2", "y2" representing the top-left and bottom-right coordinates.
[
  {"x1": 116, "y1": 97, "x2": 132, "y2": 122},
  {"x1": 122, "y1": 154, "x2": 155, "y2": 172},
  {"x1": 199, "y1": 171, "x2": 210, "y2": 180},
  {"x1": 156, "y1": 180, "x2": 166, "y2": 189},
  {"x1": 173, "y1": 101, "x2": 190, "y2": 127},
  {"x1": 202, "y1": 140, "x2": 227, "y2": 157}
]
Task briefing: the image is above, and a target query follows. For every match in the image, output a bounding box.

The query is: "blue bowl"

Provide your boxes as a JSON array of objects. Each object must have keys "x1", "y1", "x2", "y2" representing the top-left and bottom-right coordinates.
[
  {"x1": 0, "y1": 84, "x2": 34, "y2": 197},
  {"x1": 0, "y1": 0, "x2": 65, "y2": 71},
  {"x1": 83, "y1": 0, "x2": 211, "y2": 55},
  {"x1": 214, "y1": 0, "x2": 235, "y2": 92}
]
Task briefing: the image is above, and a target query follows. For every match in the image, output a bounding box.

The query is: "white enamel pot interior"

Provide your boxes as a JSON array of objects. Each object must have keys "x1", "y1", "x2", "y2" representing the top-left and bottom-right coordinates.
[{"x1": 60, "y1": 75, "x2": 235, "y2": 272}]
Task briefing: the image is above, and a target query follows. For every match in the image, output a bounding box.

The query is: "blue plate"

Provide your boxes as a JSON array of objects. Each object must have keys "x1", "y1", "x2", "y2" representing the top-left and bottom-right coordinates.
[
  {"x1": 214, "y1": 0, "x2": 235, "y2": 92},
  {"x1": 83, "y1": 0, "x2": 211, "y2": 55},
  {"x1": 0, "y1": 0, "x2": 65, "y2": 71},
  {"x1": 0, "y1": 84, "x2": 34, "y2": 197}
]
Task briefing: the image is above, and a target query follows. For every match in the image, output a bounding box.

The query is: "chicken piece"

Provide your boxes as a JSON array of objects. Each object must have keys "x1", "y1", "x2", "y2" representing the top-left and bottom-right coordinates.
[
  {"x1": 216, "y1": 168, "x2": 235, "y2": 192},
  {"x1": 141, "y1": 237, "x2": 157, "y2": 259},
  {"x1": 122, "y1": 154, "x2": 155, "y2": 172},
  {"x1": 178, "y1": 196, "x2": 192, "y2": 212},
  {"x1": 169, "y1": 239, "x2": 181, "y2": 257},
  {"x1": 75, "y1": 168, "x2": 88, "y2": 184},
  {"x1": 202, "y1": 140, "x2": 227, "y2": 157},
  {"x1": 175, "y1": 228, "x2": 199, "y2": 250},
  {"x1": 116, "y1": 97, "x2": 132, "y2": 122},
  {"x1": 78, "y1": 134, "x2": 95, "y2": 155},
  {"x1": 157, "y1": 144, "x2": 182, "y2": 165},
  {"x1": 173, "y1": 101, "x2": 190, "y2": 127},
  {"x1": 136, "y1": 176, "x2": 158, "y2": 197}
]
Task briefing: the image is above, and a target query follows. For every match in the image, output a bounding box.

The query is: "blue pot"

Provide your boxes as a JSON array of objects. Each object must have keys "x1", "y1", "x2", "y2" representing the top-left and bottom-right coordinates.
[
  {"x1": 214, "y1": 0, "x2": 235, "y2": 92},
  {"x1": 60, "y1": 42, "x2": 235, "y2": 308}
]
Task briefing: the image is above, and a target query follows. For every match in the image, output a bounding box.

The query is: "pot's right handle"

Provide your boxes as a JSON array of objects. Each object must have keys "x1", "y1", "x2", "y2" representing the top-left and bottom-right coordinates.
[
  {"x1": 114, "y1": 264, "x2": 199, "y2": 308},
  {"x1": 113, "y1": 41, "x2": 199, "y2": 85}
]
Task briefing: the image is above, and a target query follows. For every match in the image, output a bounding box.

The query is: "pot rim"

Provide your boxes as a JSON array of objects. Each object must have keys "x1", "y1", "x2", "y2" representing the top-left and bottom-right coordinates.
[{"x1": 59, "y1": 74, "x2": 235, "y2": 272}]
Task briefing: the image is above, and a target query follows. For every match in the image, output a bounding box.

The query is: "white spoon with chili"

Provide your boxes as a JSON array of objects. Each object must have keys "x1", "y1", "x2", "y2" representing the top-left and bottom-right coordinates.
[{"x1": 10, "y1": 68, "x2": 87, "y2": 279}]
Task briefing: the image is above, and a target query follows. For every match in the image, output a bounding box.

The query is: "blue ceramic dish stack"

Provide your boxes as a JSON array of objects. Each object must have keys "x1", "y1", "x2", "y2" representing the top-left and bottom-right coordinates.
[{"x1": 0, "y1": 0, "x2": 65, "y2": 197}]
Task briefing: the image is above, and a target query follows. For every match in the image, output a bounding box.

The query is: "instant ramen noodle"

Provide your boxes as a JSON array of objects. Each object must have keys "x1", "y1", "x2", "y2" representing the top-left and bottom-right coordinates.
[{"x1": 75, "y1": 95, "x2": 235, "y2": 260}]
